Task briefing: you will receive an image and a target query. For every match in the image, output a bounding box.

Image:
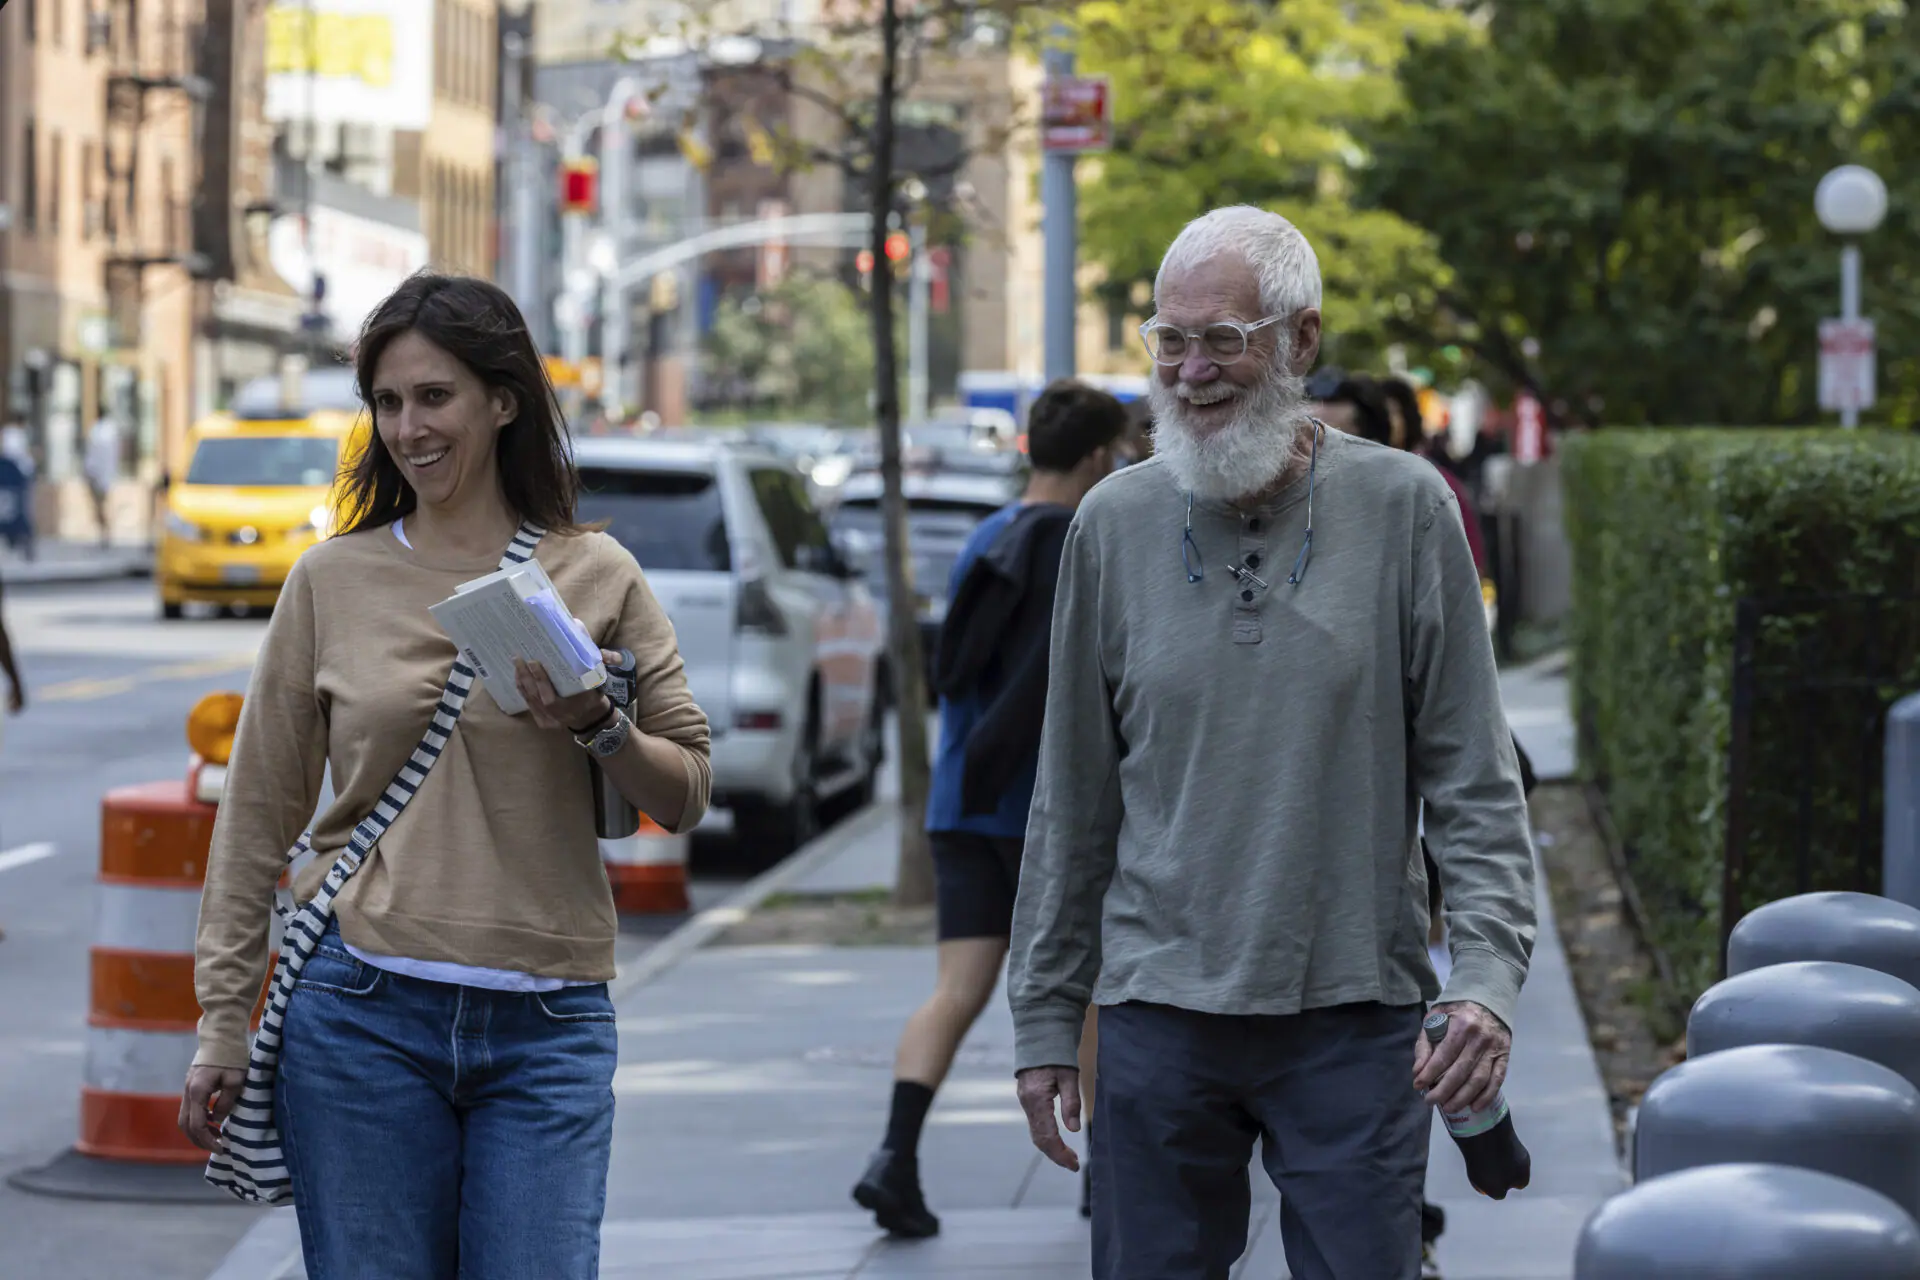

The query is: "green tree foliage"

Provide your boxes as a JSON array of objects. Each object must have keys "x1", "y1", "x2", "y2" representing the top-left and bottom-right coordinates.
[
  {"x1": 1363, "y1": 0, "x2": 1920, "y2": 427},
  {"x1": 1070, "y1": 0, "x2": 1466, "y2": 372},
  {"x1": 704, "y1": 273, "x2": 895, "y2": 423}
]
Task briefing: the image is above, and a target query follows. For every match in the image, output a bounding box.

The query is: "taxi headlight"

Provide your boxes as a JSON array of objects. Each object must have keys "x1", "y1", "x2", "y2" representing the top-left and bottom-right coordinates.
[
  {"x1": 164, "y1": 511, "x2": 207, "y2": 543},
  {"x1": 290, "y1": 504, "x2": 333, "y2": 539},
  {"x1": 187, "y1": 692, "x2": 245, "y2": 766}
]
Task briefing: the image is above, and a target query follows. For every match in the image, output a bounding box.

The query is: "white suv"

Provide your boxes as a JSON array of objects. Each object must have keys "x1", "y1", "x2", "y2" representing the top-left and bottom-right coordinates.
[{"x1": 572, "y1": 437, "x2": 889, "y2": 861}]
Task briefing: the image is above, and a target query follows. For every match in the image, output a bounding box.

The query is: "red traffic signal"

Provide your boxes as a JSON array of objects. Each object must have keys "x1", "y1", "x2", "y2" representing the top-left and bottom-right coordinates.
[
  {"x1": 884, "y1": 231, "x2": 910, "y2": 263},
  {"x1": 855, "y1": 249, "x2": 875, "y2": 275},
  {"x1": 560, "y1": 158, "x2": 599, "y2": 216}
]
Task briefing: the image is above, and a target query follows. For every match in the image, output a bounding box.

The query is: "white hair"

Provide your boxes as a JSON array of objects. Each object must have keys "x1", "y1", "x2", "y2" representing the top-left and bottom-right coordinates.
[{"x1": 1154, "y1": 206, "x2": 1322, "y2": 318}]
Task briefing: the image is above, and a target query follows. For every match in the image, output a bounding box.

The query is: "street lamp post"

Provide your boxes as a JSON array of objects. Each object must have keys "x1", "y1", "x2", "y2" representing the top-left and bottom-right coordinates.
[
  {"x1": 1814, "y1": 164, "x2": 1889, "y2": 428},
  {"x1": 901, "y1": 177, "x2": 930, "y2": 424}
]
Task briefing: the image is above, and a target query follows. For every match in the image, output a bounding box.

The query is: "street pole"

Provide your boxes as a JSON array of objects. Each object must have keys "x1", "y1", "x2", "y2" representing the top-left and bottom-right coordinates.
[
  {"x1": 1041, "y1": 31, "x2": 1077, "y2": 386},
  {"x1": 1840, "y1": 242, "x2": 1862, "y2": 429},
  {"x1": 556, "y1": 108, "x2": 605, "y2": 422},
  {"x1": 501, "y1": 34, "x2": 543, "y2": 344},
  {"x1": 908, "y1": 223, "x2": 929, "y2": 423},
  {"x1": 600, "y1": 79, "x2": 645, "y2": 419}
]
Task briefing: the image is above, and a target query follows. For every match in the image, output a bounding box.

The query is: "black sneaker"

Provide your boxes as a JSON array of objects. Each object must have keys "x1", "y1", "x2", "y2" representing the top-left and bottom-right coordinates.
[{"x1": 853, "y1": 1148, "x2": 940, "y2": 1239}]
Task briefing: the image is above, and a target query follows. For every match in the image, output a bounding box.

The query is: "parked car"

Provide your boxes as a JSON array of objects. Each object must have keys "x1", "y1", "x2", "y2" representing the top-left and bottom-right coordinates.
[
  {"x1": 156, "y1": 369, "x2": 369, "y2": 619},
  {"x1": 827, "y1": 468, "x2": 1022, "y2": 681},
  {"x1": 572, "y1": 437, "x2": 889, "y2": 860}
]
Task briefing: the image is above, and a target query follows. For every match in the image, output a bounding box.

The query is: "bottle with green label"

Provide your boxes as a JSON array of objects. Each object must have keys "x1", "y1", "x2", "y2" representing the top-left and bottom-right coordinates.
[{"x1": 1424, "y1": 1009, "x2": 1532, "y2": 1199}]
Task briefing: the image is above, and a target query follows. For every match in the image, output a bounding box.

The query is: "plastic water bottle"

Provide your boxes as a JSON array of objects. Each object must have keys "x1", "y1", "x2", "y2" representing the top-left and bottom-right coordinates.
[{"x1": 1424, "y1": 1009, "x2": 1532, "y2": 1199}]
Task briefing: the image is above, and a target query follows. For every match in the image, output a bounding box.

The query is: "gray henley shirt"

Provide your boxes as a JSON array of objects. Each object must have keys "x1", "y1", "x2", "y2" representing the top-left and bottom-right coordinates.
[{"x1": 1007, "y1": 427, "x2": 1538, "y2": 1073}]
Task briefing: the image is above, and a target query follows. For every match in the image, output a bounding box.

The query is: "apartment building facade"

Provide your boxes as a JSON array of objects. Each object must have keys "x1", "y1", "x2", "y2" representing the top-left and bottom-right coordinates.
[{"x1": 0, "y1": 0, "x2": 206, "y2": 536}]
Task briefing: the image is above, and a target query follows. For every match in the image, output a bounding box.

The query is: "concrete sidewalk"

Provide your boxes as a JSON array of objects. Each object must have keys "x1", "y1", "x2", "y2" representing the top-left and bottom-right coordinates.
[
  {"x1": 0, "y1": 540, "x2": 151, "y2": 587},
  {"x1": 212, "y1": 659, "x2": 1616, "y2": 1279}
]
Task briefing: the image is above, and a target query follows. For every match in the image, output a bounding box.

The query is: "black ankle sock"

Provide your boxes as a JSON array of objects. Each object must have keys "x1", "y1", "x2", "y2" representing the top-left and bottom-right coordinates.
[{"x1": 884, "y1": 1081, "x2": 936, "y2": 1159}]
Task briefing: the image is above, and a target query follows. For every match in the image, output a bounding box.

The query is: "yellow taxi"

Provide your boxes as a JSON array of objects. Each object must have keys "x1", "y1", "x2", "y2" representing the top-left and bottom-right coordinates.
[{"x1": 157, "y1": 368, "x2": 370, "y2": 619}]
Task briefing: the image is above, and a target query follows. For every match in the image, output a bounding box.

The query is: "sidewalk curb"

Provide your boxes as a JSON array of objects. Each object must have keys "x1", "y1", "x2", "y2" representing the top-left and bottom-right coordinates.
[
  {"x1": 607, "y1": 802, "x2": 896, "y2": 1005},
  {"x1": 1, "y1": 559, "x2": 153, "y2": 588}
]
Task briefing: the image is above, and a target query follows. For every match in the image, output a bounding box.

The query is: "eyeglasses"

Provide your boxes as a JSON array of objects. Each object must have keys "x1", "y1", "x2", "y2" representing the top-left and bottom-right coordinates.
[{"x1": 1139, "y1": 314, "x2": 1288, "y2": 367}]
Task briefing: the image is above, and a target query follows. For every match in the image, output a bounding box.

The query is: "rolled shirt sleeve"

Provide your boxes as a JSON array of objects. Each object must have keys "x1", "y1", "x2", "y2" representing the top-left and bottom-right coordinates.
[
  {"x1": 1407, "y1": 490, "x2": 1538, "y2": 1031},
  {"x1": 1007, "y1": 518, "x2": 1125, "y2": 1073}
]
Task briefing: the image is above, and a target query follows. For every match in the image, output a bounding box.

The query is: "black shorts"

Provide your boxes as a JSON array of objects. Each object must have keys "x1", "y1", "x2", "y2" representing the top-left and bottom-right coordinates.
[{"x1": 930, "y1": 830, "x2": 1024, "y2": 940}]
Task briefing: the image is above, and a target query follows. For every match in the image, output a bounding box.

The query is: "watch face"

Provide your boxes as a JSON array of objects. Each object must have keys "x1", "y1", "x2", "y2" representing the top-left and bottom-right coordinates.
[{"x1": 593, "y1": 722, "x2": 626, "y2": 755}]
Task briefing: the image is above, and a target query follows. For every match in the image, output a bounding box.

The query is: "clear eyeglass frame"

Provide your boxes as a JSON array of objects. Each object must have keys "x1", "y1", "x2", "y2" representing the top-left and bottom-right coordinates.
[{"x1": 1138, "y1": 313, "x2": 1289, "y2": 366}]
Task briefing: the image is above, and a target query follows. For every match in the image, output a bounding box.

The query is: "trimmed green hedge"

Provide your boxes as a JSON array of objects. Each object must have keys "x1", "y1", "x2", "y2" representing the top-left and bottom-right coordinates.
[{"x1": 1562, "y1": 429, "x2": 1920, "y2": 1000}]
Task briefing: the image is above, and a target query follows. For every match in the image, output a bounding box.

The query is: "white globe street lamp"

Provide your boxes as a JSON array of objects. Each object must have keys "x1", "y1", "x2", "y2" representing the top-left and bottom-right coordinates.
[
  {"x1": 1815, "y1": 164, "x2": 1888, "y2": 427},
  {"x1": 1816, "y1": 165, "x2": 1889, "y2": 236}
]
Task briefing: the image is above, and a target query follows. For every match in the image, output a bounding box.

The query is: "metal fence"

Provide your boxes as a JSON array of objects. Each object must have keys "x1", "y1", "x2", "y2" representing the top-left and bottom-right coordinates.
[{"x1": 1720, "y1": 592, "x2": 1920, "y2": 969}]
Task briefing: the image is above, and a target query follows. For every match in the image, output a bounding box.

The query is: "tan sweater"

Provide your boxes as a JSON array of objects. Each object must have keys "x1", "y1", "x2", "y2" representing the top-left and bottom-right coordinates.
[{"x1": 193, "y1": 525, "x2": 712, "y2": 1067}]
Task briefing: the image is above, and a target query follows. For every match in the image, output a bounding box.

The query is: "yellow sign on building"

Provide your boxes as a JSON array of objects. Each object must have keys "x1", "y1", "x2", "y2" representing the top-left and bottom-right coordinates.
[{"x1": 265, "y1": 8, "x2": 395, "y2": 87}]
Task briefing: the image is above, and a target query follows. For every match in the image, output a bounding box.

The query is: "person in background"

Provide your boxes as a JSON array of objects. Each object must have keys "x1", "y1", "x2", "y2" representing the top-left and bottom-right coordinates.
[
  {"x1": 85, "y1": 413, "x2": 120, "y2": 549},
  {"x1": 854, "y1": 379, "x2": 1132, "y2": 1239},
  {"x1": 1312, "y1": 374, "x2": 1394, "y2": 445},
  {"x1": 0, "y1": 424, "x2": 34, "y2": 559}
]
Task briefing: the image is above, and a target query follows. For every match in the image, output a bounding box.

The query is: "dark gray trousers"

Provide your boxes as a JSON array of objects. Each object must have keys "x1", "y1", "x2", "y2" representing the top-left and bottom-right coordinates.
[{"x1": 1090, "y1": 1001, "x2": 1430, "y2": 1280}]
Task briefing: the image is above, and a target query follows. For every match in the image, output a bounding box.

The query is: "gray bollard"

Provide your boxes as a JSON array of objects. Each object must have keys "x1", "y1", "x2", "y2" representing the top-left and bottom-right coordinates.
[
  {"x1": 1891, "y1": 693, "x2": 1920, "y2": 911},
  {"x1": 1633, "y1": 1043, "x2": 1920, "y2": 1217},
  {"x1": 1688, "y1": 960, "x2": 1920, "y2": 1092},
  {"x1": 1576, "y1": 1163, "x2": 1920, "y2": 1279},
  {"x1": 1729, "y1": 890, "x2": 1920, "y2": 991}
]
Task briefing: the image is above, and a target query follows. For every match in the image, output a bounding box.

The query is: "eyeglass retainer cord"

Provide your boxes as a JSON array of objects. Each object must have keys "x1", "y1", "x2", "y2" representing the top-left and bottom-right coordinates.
[{"x1": 1182, "y1": 417, "x2": 1323, "y2": 590}]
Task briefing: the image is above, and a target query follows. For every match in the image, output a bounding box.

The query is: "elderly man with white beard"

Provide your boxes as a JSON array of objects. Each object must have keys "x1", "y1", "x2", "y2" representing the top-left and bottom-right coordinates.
[{"x1": 1006, "y1": 205, "x2": 1537, "y2": 1280}]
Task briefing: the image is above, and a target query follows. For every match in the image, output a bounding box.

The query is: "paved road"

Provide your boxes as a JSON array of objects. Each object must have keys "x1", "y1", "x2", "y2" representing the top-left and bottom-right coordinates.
[{"x1": 0, "y1": 580, "x2": 783, "y2": 1280}]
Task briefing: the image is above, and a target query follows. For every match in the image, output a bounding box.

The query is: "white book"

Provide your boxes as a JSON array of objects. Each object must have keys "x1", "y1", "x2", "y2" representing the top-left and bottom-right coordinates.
[{"x1": 429, "y1": 566, "x2": 607, "y2": 716}]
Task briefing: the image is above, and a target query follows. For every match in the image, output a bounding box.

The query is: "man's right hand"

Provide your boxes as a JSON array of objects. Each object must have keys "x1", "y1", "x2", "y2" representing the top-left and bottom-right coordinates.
[
  {"x1": 1015, "y1": 1065, "x2": 1083, "y2": 1171},
  {"x1": 179, "y1": 1065, "x2": 247, "y2": 1153}
]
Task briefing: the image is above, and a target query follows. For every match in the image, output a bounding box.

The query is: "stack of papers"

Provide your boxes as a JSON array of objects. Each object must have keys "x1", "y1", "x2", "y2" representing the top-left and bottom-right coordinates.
[{"x1": 429, "y1": 561, "x2": 607, "y2": 715}]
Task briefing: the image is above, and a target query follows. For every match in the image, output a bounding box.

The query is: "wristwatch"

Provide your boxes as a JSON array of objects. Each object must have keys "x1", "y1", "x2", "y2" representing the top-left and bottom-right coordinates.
[{"x1": 571, "y1": 702, "x2": 632, "y2": 759}]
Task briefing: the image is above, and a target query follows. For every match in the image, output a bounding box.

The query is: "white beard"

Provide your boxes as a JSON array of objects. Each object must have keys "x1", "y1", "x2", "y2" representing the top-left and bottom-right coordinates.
[{"x1": 1148, "y1": 359, "x2": 1313, "y2": 503}]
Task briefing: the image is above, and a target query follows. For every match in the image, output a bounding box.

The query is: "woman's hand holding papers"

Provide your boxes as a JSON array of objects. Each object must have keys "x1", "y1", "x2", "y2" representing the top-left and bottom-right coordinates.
[{"x1": 515, "y1": 650, "x2": 623, "y2": 734}]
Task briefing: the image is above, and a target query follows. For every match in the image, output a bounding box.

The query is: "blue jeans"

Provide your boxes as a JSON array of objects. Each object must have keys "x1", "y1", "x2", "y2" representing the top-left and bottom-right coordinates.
[{"x1": 274, "y1": 919, "x2": 618, "y2": 1280}]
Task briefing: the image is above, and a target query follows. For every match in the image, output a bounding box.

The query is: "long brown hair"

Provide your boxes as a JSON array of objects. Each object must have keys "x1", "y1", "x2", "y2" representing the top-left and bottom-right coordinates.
[{"x1": 335, "y1": 272, "x2": 580, "y2": 537}]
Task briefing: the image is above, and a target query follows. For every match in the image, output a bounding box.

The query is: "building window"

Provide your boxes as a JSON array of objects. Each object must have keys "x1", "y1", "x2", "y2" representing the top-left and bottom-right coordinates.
[
  {"x1": 80, "y1": 140, "x2": 96, "y2": 238},
  {"x1": 161, "y1": 157, "x2": 177, "y2": 251},
  {"x1": 22, "y1": 118, "x2": 39, "y2": 233},
  {"x1": 48, "y1": 132, "x2": 62, "y2": 233}
]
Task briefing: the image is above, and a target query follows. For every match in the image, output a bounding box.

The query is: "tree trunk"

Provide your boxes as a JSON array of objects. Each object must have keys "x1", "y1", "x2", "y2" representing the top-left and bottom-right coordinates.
[{"x1": 868, "y1": 0, "x2": 936, "y2": 908}]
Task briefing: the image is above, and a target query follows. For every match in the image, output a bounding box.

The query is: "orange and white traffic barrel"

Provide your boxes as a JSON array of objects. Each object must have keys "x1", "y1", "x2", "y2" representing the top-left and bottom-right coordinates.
[
  {"x1": 78, "y1": 692, "x2": 266, "y2": 1166},
  {"x1": 84, "y1": 778, "x2": 218, "y2": 1163},
  {"x1": 601, "y1": 814, "x2": 691, "y2": 914}
]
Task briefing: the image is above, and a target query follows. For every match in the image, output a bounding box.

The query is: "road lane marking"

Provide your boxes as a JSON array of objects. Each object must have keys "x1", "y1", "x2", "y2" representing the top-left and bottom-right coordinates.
[
  {"x1": 38, "y1": 654, "x2": 254, "y2": 703},
  {"x1": 0, "y1": 842, "x2": 58, "y2": 874}
]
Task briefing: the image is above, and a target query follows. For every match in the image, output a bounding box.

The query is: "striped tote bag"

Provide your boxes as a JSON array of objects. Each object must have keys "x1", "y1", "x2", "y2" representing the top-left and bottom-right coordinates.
[{"x1": 204, "y1": 522, "x2": 544, "y2": 1204}]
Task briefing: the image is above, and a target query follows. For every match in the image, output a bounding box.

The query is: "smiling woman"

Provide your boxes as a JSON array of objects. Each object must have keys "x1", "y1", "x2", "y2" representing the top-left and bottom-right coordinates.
[
  {"x1": 185, "y1": 271, "x2": 713, "y2": 1277},
  {"x1": 333, "y1": 274, "x2": 580, "y2": 539}
]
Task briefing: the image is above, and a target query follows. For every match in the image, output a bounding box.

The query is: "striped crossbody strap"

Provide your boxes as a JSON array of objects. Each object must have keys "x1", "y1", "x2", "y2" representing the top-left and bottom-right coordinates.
[{"x1": 205, "y1": 520, "x2": 544, "y2": 1204}]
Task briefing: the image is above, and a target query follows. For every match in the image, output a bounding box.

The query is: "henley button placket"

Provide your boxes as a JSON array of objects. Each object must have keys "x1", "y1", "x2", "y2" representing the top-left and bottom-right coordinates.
[{"x1": 1232, "y1": 512, "x2": 1268, "y2": 645}]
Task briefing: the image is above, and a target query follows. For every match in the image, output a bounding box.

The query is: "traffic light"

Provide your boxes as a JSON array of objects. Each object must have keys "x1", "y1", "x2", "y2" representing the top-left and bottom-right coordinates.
[
  {"x1": 559, "y1": 158, "x2": 598, "y2": 216},
  {"x1": 884, "y1": 231, "x2": 910, "y2": 263},
  {"x1": 855, "y1": 249, "x2": 875, "y2": 277}
]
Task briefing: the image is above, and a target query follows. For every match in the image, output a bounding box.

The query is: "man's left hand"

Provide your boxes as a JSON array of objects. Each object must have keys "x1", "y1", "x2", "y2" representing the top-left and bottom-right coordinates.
[{"x1": 1412, "y1": 1000, "x2": 1511, "y2": 1115}]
